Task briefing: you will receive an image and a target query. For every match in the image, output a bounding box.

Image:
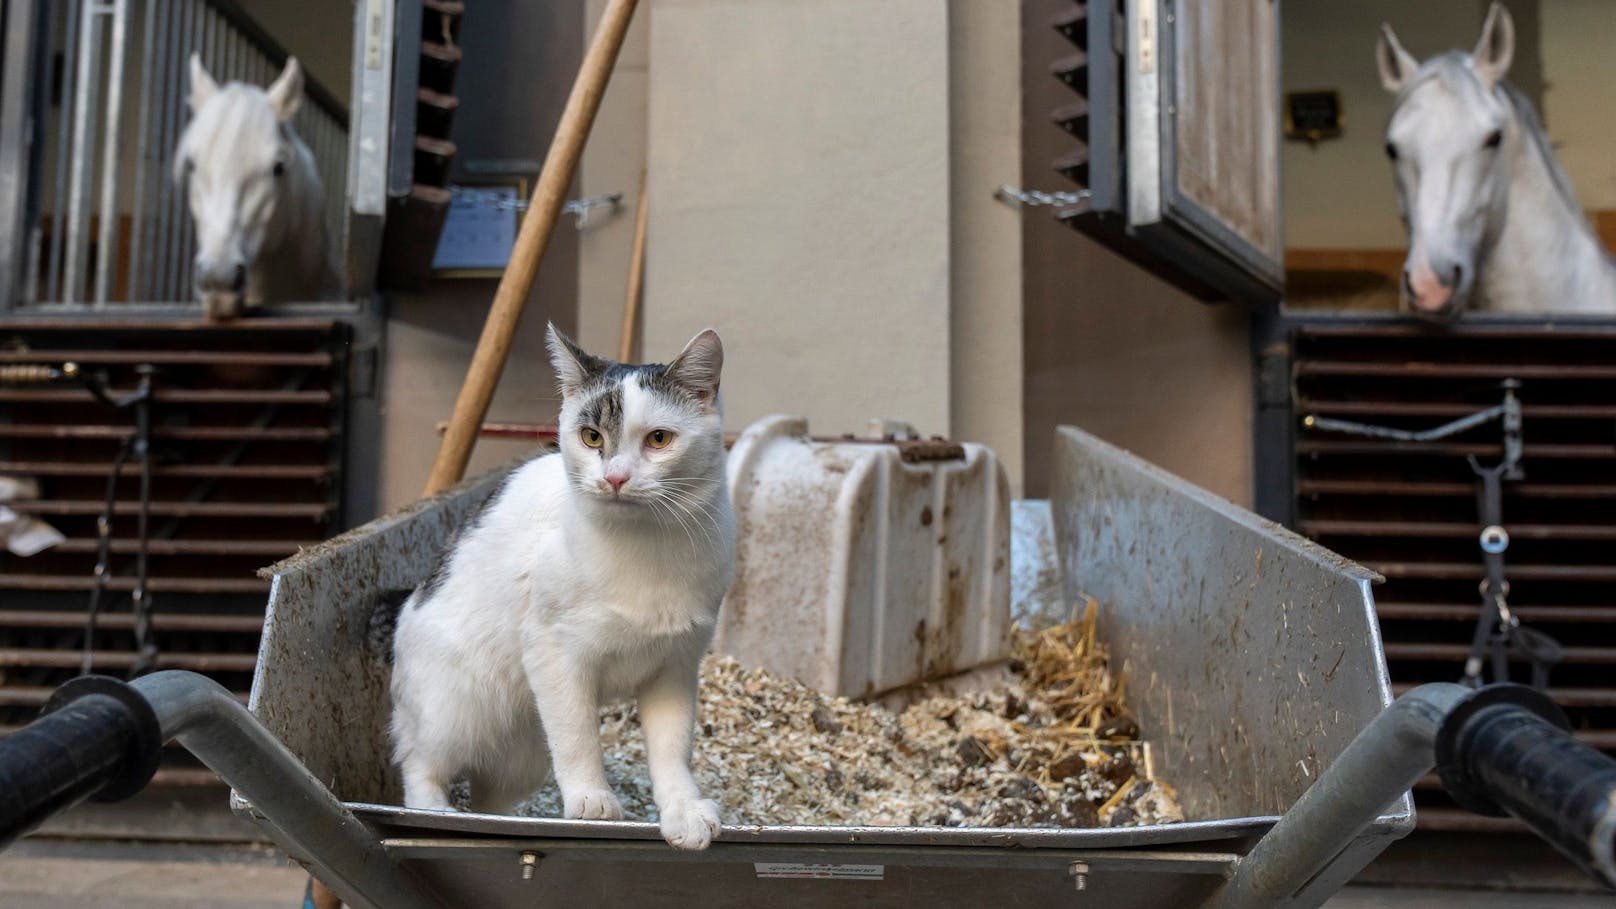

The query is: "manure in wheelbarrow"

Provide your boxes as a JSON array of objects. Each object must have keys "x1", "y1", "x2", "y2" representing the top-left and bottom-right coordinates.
[{"x1": 522, "y1": 600, "x2": 1184, "y2": 828}]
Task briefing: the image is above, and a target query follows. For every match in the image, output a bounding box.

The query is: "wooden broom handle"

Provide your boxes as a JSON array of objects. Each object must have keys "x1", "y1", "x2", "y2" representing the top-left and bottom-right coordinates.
[
  {"x1": 618, "y1": 169, "x2": 649, "y2": 363},
  {"x1": 423, "y1": 0, "x2": 642, "y2": 495}
]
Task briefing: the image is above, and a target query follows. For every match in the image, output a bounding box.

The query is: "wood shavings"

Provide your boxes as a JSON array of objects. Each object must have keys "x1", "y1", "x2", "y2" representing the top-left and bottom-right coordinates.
[{"x1": 522, "y1": 599, "x2": 1183, "y2": 829}]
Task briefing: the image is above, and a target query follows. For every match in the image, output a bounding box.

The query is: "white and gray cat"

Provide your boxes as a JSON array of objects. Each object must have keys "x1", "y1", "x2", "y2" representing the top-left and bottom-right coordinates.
[{"x1": 387, "y1": 325, "x2": 735, "y2": 851}]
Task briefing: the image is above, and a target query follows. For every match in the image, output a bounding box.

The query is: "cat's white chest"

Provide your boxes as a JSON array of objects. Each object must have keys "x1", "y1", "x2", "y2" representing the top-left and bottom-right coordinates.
[{"x1": 579, "y1": 566, "x2": 719, "y2": 640}]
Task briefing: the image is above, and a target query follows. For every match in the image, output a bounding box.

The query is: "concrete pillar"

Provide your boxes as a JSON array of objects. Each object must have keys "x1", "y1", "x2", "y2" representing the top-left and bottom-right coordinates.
[
  {"x1": 578, "y1": 0, "x2": 1024, "y2": 492},
  {"x1": 644, "y1": 0, "x2": 954, "y2": 437}
]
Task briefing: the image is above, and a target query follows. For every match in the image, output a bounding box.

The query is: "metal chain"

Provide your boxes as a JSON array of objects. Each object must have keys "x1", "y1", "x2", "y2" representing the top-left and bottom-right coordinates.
[
  {"x1": 446, "y1": 184, "x2": 624, "y2": 229},
  {"x1": 993, "y1": 184, "x2": 1092, "y2": 208}
]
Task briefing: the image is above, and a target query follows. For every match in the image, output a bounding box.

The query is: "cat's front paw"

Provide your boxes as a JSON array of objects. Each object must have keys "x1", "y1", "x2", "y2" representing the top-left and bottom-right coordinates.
[
  {"x1": 564, "y1": 788, "x2": 625, "y2": 821},
  {"x1": 659, "y1": 798, "x2": 721, "y2": 851}
]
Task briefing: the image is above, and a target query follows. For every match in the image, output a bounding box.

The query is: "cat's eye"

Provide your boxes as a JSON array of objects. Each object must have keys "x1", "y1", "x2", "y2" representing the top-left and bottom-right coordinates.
[
  {"x1": 1483, "y1": 129, "x2": 1503, "y2": 150},
  {"x1": 645, "y1": 429, "x2": 674, "y2": 450},
  {"x1": 581, "y1": 427, "x2": 604, "y2": 448}
]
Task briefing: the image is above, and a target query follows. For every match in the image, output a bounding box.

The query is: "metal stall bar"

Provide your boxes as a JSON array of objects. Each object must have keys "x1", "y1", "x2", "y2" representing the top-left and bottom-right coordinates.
[
  {"x1": 224, "y1": 11, "x2": 239, "y2": 80},
  {"x1": 154, "y1": 0, "x2": 193, "y2": 302},
  {"x1": 0, "y1": 0, "x2": 45, "y2": 308},
  {"x1": 126, "y1": 0, "x2": 165, "y2": 301},
  {"x1": 148, "y1": 0, "x2": 177, "y2": 301},
  {"x1": 176, "y1": 0, "x2": 202, "y2": 300},
  {"x1": 45, "y1": 0, "x2": 85, "y2": 304},
  {"x1": 62, "y1": 0, "x2": 109, "y2": 303},
  {"x1": 92, "y1": 0, "x2": 131, "y2": 305}
]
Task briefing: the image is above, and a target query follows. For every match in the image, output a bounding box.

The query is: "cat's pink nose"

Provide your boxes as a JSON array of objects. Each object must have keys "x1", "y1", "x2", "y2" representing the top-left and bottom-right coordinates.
[{"x1": 605, "y1": 472, "x2": 629, "y2": 494}]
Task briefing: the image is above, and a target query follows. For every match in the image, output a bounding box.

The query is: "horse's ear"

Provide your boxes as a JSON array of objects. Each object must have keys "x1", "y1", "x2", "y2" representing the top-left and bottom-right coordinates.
[
  {"x1": 188, "y1": 52, "x2": 218, "y2": 111},
  {"x1": 1472, "y1": 1, "x2": 1514, "y2": 88},
  {"x1": 1376, "y1": 23, "x2": 1418, "y2": 94},
  {"x1": 266, "y1": 57, "x2": 304, "y2": 122}
]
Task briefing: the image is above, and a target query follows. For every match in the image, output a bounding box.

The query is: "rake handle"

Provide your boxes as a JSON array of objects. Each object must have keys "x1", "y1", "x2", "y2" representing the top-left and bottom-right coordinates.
[
  {"x1": 423, "y1": 0, "x2": 642, "y2": 495},
  {"x1": 618, "y1": 169, "x2": 649, "y2": 363}
]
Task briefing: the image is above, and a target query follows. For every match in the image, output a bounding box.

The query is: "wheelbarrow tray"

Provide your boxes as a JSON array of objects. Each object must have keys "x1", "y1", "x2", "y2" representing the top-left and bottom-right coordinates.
[{"x1": 246, "y1": 426, "x2": 1403, "y2": 908}]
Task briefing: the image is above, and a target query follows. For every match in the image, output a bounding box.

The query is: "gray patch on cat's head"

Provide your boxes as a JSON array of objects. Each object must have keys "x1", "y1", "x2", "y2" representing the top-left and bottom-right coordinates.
[{"x1": 577, "y1": 380, "x2": 626, "y2": 440}]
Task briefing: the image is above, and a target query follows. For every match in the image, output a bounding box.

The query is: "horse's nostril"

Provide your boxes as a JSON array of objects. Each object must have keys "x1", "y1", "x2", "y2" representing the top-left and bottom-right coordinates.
[
  {"x1": 1403, "y1": 271, "x2": 1416, "y2": 299},
  {"x1": 232, "y1": 264, "x2": 247, "y2": 292},
  {"x1": 1450, "y1": 264, "x2": 1464, "y2": 290}
]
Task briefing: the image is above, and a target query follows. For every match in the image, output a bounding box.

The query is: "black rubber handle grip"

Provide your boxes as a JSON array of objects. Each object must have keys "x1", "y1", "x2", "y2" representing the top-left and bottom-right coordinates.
[
  {"x1": 1437, "y1": 684, "x2": 1616, "y2": 889},
  {"x1": 0, "y1": 676, "x2": 161, "y2": 851}
]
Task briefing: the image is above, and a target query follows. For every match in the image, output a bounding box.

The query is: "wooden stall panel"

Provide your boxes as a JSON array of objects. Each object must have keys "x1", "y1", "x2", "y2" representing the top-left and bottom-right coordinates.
[
  {"x1": 1117, "y1": 0, "x2": 1284, "y2": 304},
  {"x1": 1170, "y1": 0, "x2": 1281, "y2": 266}
]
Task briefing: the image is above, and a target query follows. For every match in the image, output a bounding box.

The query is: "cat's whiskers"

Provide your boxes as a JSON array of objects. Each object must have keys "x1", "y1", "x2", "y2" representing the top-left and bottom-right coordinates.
[
  {"x1": 646, "y1": 494, "x2": 704, "y2": 552},
  {"x1": 655, "y1": 488, "x2": 720, "y2": 549},
  {"x1": 655, "y1": 478, "x2": 724, "y2": 519},
  {"x1": 656, "y1": 485, "x2": 717, "y2": 542},
  {"x1": 656, "y1": 485, "x2": 723, "y2": 534}
]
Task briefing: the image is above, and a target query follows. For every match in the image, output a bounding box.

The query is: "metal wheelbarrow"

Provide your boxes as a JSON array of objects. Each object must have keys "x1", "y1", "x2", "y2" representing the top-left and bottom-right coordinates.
[{"x1": 2, "y1": 427, "x2": 1613, "y2": 907}]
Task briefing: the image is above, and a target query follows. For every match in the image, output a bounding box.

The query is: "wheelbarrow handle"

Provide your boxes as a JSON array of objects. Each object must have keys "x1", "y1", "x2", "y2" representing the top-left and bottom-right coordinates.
[
  {"x1": 0, "y1": 676, "x2": 162, "y2": 851},
  {"x1": 1436, "y1": 685, "x2": 1616, "y2": 889}
]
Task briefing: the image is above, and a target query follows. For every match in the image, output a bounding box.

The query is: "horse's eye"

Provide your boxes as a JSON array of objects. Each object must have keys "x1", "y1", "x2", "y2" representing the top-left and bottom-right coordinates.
[
  {"x1": 1384, "y1": 141, "x2": 1398, "y2": 161},
  {"x1": 1483, "y1": 129, "x2": 1503, "y2": 150},
  {"x1": 272, "y1": 161, "x2": 286, "y2": 177}
]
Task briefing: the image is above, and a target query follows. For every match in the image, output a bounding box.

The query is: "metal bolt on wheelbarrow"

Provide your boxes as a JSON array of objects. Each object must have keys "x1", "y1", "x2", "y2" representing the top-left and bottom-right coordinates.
[{"x1": 2, "y1": 428, "x2": 1613, "y2": 907}]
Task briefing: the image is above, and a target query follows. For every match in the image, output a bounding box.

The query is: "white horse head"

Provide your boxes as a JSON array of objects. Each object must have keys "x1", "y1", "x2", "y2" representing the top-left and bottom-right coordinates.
[
  {"x1": 1377, "y1": 3, "x2": 1616, "y2": 320},
  {"x1": 177, "y1": 54, "x2": 333, "y2": 319},
  {"x1": 1377, "y1": 4, "x2": 1516, "y2": 320}
]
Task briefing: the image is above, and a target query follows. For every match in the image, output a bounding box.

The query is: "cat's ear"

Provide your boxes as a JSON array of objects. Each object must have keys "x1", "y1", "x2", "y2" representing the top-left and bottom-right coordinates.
[
  {"x1": 546, "y1": 323, "x2": 608, "y2": 396},
  {"x1": 665, "y1": 329, "x2": 723, "y2": 406}
]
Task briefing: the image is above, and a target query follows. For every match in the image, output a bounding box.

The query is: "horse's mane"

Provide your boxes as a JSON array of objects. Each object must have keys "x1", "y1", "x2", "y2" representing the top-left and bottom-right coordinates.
[{"x1": 1497, "y1": 81, "x2": 1586, "y2": 220}]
